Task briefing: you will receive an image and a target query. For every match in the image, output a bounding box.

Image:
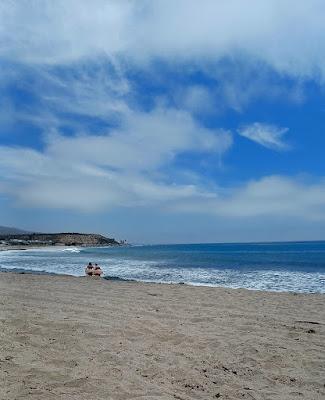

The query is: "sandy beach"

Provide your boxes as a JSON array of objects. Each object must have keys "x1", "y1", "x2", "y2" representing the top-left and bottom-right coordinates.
[{"x1": 0, "y1": 272, "x2": 324, "y2": 400}]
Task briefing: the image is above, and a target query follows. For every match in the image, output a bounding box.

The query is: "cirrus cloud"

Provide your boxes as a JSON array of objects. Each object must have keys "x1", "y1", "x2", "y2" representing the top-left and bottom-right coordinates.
[
  {"x1": 0, "y1": 107, "x2": 232, "y2": 211},
  {"x1": 1, "y1": 0, "x2": 325, "y2": 241},
  {"x1": 0, "y1": 0, "x2": 325, "y2": 81},
  {"x1": 238, "y1": 123, "x2": 289, "y2": 151}
]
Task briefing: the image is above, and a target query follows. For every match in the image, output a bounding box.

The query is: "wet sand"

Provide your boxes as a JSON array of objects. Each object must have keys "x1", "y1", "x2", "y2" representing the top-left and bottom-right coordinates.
[{"x1": 0, "y1": 272, "x2": 324, "y2": 399}]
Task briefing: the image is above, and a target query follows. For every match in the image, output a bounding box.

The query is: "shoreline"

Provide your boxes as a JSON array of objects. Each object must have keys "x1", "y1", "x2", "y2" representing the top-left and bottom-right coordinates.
[
  {"x1": 0, "y1": 269, "x2": 324, "y2": 294},
  {"x1": 0, "y1": 244, "x2": 123, "y2": 251},
  {"x1": 1, "y1": 245, "x2": 324, "y2": 294},
  {"x1": 1, "y1": 272, "x2": 324, "y2": 399}
]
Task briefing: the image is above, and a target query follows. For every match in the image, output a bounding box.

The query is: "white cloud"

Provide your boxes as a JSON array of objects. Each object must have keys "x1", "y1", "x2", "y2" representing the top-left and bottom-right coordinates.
[
  {"x1": 1, "y1": 131, "x2": 325, "y2": 222},
  {"x1": 0, "y1": 107, "x2": 232, "y2": 211},
  {"x1": 46, "y1": 108, "x2": 233, "y2": 172},
  {"x1": 175, "y1": 85, "x2": 217, "y2": 116},
  {"x1": 216, "y1": 176, "x2": 325, "y2": 219},
  {"x1": 1, "y1": 0, "x2": 325, "y2": 80},
  {"x1": 238, "y1": 123, "x2": 289, "y2": 150},
  {"x1": 171, "y1": 175, "x2": 325, "y2": 221},
  {"x1": 39, "y1": 61, "x2": 130, "y2": 118},
  {"x1": 1, "y1": 0, "x2": 325, "y2": 235}
]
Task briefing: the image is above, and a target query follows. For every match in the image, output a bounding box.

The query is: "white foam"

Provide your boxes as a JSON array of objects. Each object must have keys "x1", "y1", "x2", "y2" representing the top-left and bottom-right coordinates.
[
  {"x1": 60, "y1": 247, "x2": 81, "y2": 253},
  {"x1": 1, "y1": 249, "x2": 324, "y2": 293}
]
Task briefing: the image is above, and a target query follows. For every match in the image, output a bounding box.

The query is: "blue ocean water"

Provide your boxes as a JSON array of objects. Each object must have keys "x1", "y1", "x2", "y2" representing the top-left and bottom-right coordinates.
[{"x1": 1, "y1": 242, "x2": 325, "y2": 293}]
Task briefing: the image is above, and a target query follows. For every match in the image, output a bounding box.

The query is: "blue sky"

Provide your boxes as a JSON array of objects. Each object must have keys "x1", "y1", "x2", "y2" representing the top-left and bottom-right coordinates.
[{"x1": 1, "y1": 0, "x2": 325, "y2": 243}]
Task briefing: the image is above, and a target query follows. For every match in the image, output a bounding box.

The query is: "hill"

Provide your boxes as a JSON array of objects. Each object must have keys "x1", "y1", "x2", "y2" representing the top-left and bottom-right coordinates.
[
  {"x1": 0, "y1": 226, "x2": 32, "y2": 235},
  {"x1": 0, "y1": 232, "x2": 120, "y2": 247}
]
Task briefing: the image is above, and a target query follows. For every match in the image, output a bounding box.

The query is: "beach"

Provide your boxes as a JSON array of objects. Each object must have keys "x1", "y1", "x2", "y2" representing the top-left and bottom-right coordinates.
[{"x1": 0, "y1": 272, "x2": 324, "y2": 400}]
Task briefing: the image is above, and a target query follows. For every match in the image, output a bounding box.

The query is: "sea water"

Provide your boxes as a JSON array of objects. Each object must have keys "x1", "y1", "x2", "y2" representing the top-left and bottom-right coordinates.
[{"x1": 1, "y1": 241, "x2": 325, "y2": 293}]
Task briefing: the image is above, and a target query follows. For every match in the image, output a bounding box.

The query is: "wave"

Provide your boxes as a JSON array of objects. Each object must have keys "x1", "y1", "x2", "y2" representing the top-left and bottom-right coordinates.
[
  {"x1": 60, "y1": 247, "x2": 81, "y2": 253},
  {"x1": 1, "y1": 244, "x2": 325, "y2": 293},
  {"x1": 1, "y1": 263, "x2": 324, "y2": 293}
]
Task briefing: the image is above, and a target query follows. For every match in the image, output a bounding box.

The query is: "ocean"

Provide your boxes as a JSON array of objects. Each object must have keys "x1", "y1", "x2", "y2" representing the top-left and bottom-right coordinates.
[{"x1": 1, "y1": 241, "x2": 325, "y2": 293}]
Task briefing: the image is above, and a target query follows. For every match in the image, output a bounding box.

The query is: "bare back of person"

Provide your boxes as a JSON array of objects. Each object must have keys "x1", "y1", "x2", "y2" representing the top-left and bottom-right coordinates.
[
  {"x1": 93, "y1": 264, "x2": 103, "y2": 277},
  {"x1": 85, "y1": 262, "x2": 94, "y2": 276}
]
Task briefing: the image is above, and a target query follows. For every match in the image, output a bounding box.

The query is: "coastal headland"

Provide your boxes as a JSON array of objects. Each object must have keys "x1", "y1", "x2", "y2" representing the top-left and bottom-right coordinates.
[
  {"x1": 0, "y1": 272, "x2": 324, "y2": 399},
  {"x1": 0, "y1": 232, "x2": 121, "y2": 250}
]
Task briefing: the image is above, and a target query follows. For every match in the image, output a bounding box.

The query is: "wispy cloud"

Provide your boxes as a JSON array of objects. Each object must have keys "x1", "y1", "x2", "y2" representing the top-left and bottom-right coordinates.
[
  {"x1": 1, "y1": 1, "x2": 325, "y2": 80},
  {"x1": 238, "y1": 123, "x2": 289, "y2": 151},
  {"x1": 1, "y1": 0, "x2": 325, "y2": 241},
  {"x1": 171, "y1": 175, "x2": 325, "y2": 221},
  {"x1": 0, "y1": 107, "x2": 232, "y2": 211}
]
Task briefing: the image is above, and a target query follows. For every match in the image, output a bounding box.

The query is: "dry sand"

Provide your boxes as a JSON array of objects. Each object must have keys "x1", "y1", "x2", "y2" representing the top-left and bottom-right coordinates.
[{"x1": 0, "y1": 272, "x2": 324, "y2": 400}]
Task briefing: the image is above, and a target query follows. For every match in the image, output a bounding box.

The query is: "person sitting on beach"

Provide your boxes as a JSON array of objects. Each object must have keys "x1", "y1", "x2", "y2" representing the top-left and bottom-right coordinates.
[
  {"x1": 93, "y1": 264, "x2": 103, "y2": 277},
  {"x1": 85, "y1": 262, "x2": 94, "y2": 276}
]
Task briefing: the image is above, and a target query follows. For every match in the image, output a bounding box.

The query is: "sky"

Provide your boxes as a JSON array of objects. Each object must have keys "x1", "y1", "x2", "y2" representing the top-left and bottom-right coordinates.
[{"x1": 1, "y1": 0, "x2": 325, "y2": 243}]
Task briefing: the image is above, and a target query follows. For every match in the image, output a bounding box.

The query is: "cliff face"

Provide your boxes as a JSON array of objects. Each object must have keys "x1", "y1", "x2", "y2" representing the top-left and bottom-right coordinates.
[{"x1": 0, "y1": 233, "x2": 120, "y2": 247}]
